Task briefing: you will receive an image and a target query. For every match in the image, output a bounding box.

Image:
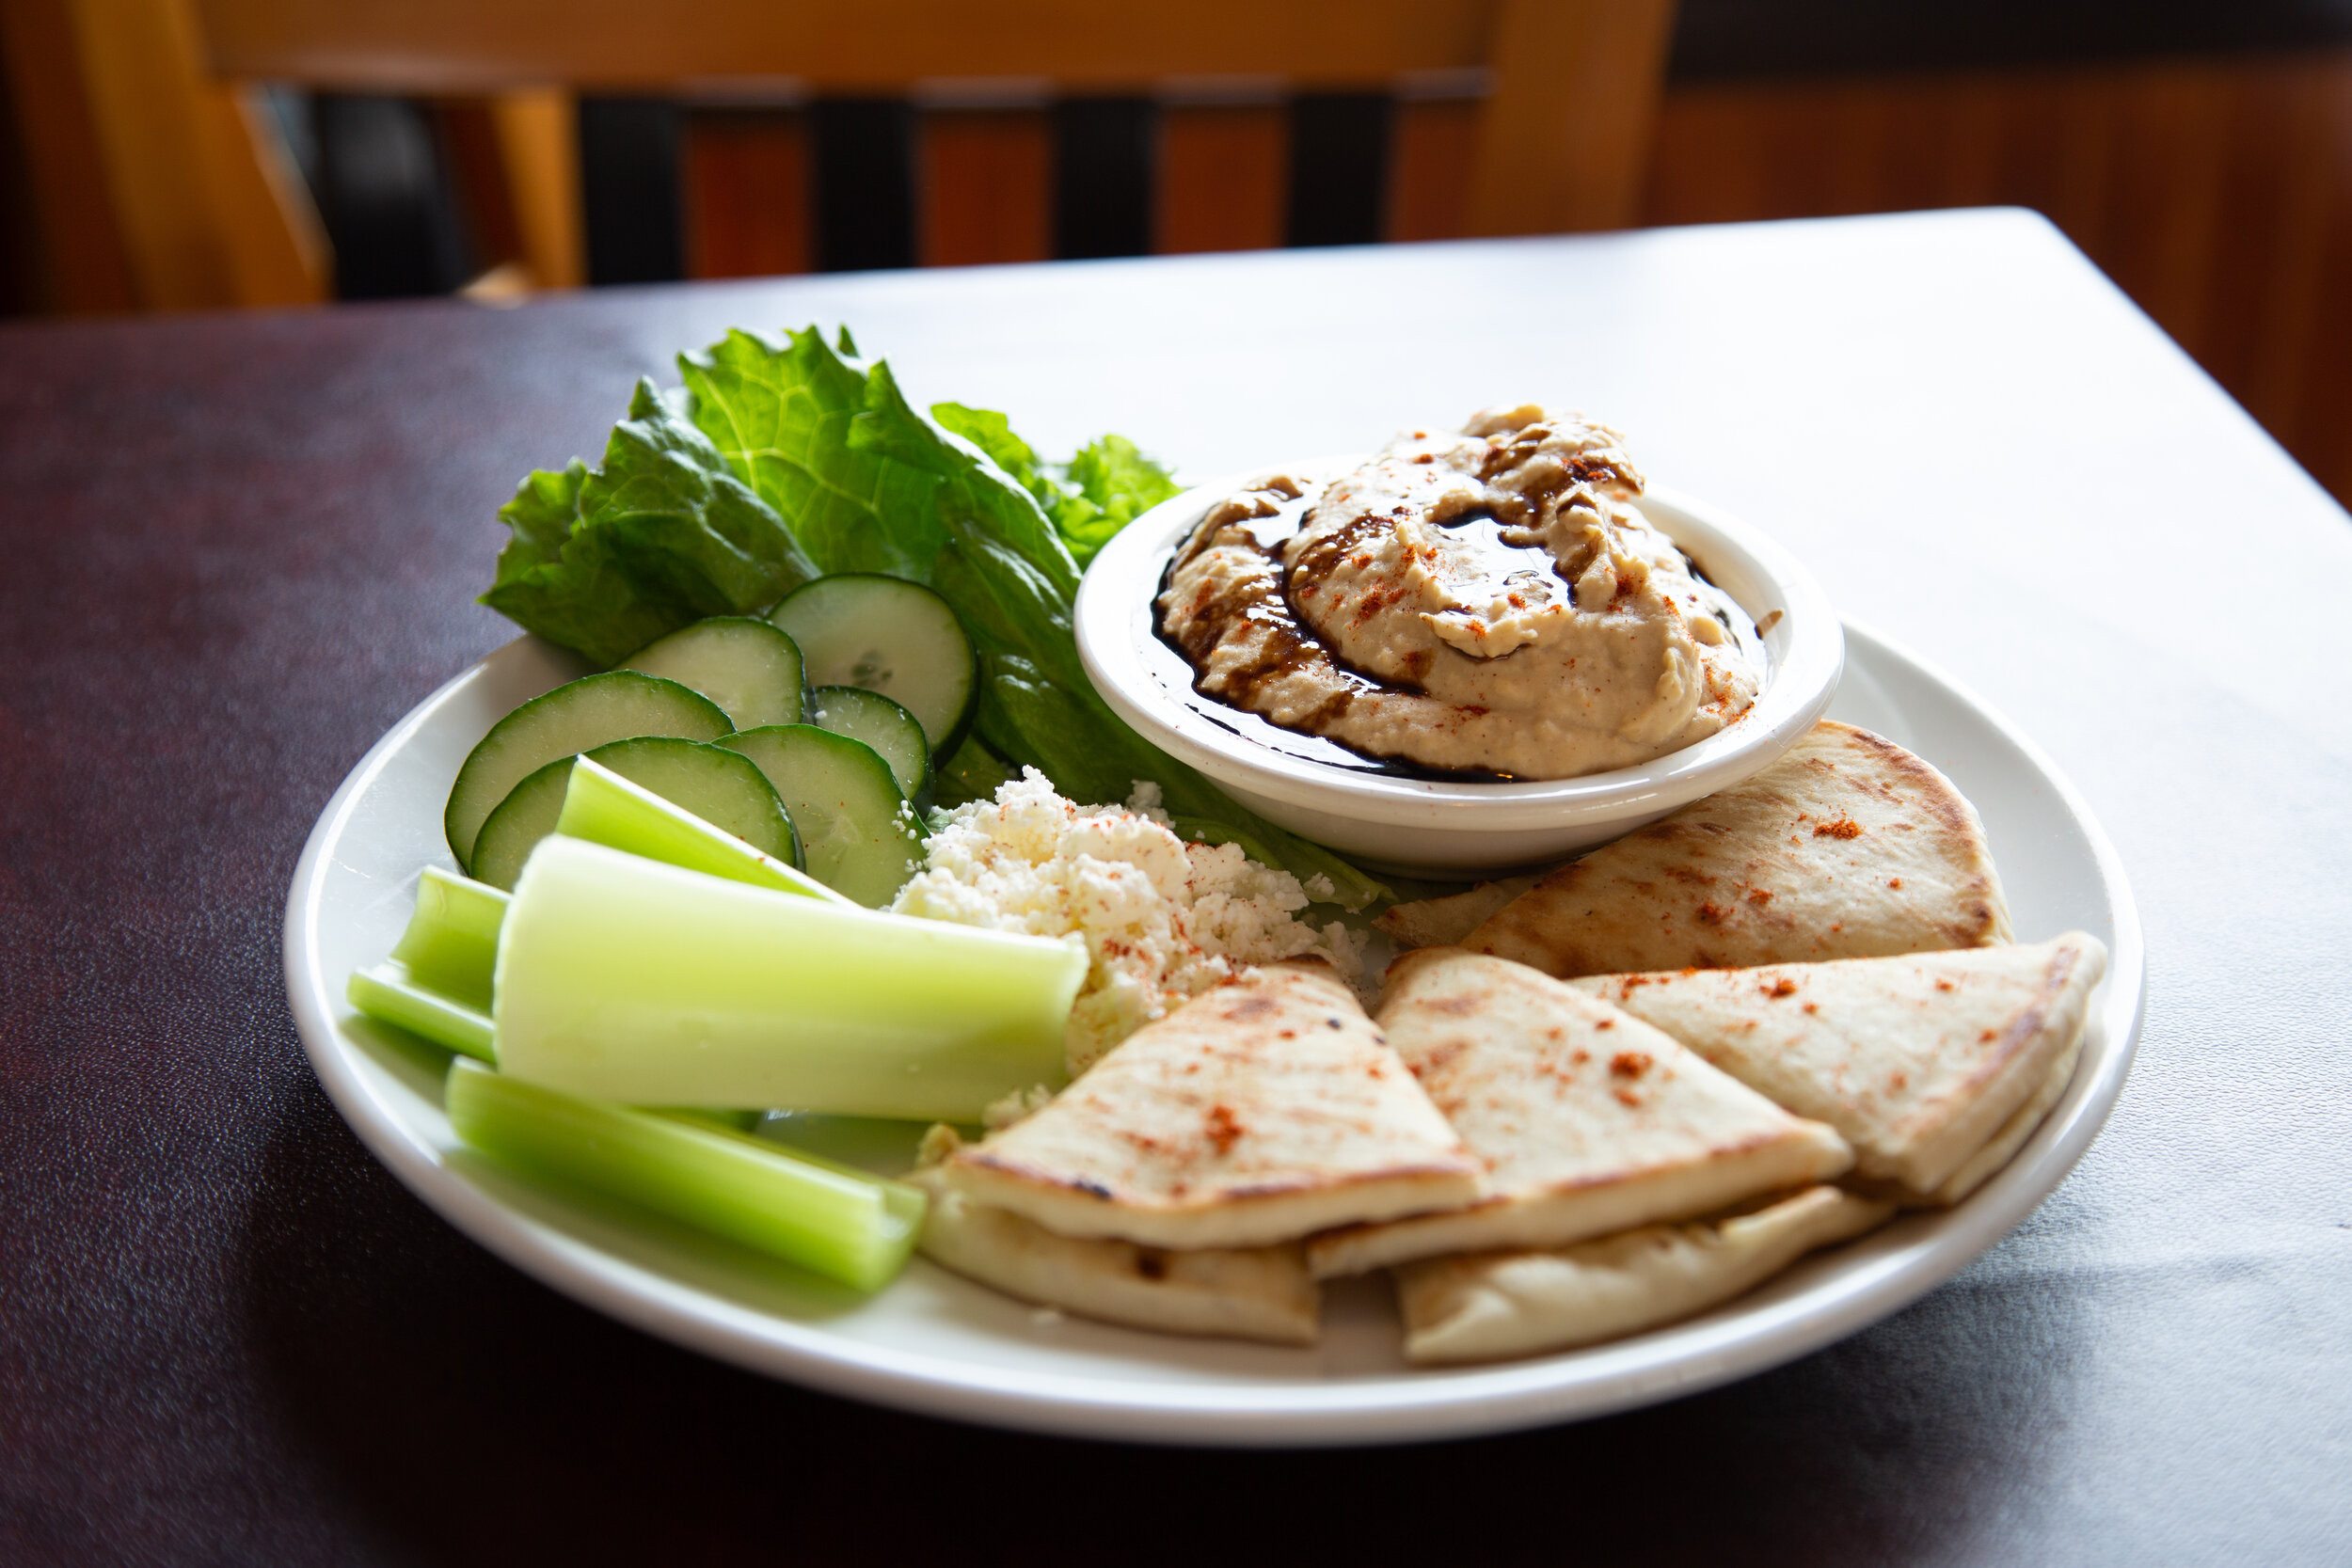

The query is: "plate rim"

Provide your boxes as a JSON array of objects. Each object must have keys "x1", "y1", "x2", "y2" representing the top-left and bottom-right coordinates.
[{"x1": 282, "y1": 619, "x2": 2145, "y2": 1447}]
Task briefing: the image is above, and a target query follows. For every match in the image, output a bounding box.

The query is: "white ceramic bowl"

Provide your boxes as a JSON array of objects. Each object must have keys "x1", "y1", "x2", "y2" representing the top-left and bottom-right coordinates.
[{"x1": 1074, "y1": 462, "x2": 1846, "y2": 877}]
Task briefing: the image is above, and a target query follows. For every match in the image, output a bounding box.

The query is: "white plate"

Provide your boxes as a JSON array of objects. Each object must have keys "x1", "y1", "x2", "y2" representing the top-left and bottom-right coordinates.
[{"x1": 282, "y1": 623, "x2": 2143, "y2": 1447}]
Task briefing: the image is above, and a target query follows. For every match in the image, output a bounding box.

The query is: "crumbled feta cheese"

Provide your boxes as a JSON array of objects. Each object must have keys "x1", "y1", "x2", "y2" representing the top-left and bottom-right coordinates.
[
  {"x1": 891, "y1": 768, "x2": 1367, "y2": 1072},
  {"x1": 981, "y1": 1084, "x2": 1057, "y2": 1130}
]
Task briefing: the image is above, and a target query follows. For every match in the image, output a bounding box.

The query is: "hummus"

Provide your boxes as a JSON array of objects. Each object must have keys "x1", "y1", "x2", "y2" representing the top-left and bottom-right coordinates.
[{"x1": 1155, "y1": 406, "x2": 1762, "y2": 780}]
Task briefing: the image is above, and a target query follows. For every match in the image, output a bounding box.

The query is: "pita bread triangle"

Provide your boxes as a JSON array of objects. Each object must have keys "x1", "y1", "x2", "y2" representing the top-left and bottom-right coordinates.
[
  {"x1": 945, "y1": 959, "x2": 1483, "y2": 1249},
  {"x1": 1395, "y1": 1185, "x2": 1894, "y2": 1364},
  {"x1": 1463, "y1": 721, "x2": 2012, "y2": 978},
  {"x1": 1567, "y1": 931, "x2": 2106, "y2": 1199},
  {"x1": 1308, "y1": 948, "x2": 1852, "y2": 1278},
  {"x1": 910, "y1": 1167, "x2": 1321, "y2": 1345}
]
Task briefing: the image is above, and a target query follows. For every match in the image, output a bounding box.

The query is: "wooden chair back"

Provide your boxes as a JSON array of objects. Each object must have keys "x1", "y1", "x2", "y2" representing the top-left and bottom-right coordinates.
[{"x1": 6, "y1": 0, "x2": 1677, "y2": 311}]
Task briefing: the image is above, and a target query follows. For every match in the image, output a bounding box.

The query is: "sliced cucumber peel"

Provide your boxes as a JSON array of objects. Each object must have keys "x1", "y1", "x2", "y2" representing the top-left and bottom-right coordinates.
[
  {"x1": 810, "y1": 684, "x2": 930, "y2": 804},
  {"x1": 445, "y1": 670, "x2": 731, "y2": 871},
  {"x1": 719, "y1": 724, "x2": 926, "y2": 909},
  {"x1": 769, "y1": 575, "x2": 976, "y2": 755},
  {"x1": 470, "y1": 735, "x2": 797, "y2": 892},
  {"x1": 619, "y1": 616, "x2": 808, "y2": 730}
]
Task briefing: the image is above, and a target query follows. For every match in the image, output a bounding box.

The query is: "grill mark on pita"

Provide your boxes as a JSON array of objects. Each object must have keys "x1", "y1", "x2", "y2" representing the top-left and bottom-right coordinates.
[
  {"x1": 1839, "y1": 725, "x2": 1980, "y2": 839},
  {"x1": 967, "y1": 1154, "x2": 1478, "y2": 1208}
]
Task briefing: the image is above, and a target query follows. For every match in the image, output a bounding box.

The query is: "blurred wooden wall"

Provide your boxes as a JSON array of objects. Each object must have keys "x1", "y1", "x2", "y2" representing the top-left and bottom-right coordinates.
[
  {"x1": 1642, "y1": 55, "x2": 2352, "y2": 505},
  {"x1": 678, "y1": 55, "x2": 2352, "y2": 507}
]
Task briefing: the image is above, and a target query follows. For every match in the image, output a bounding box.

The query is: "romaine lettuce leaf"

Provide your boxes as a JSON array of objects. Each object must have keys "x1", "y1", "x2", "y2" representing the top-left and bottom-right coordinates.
[
  {"x1": 930, "y1": 403, "x2": 1058, "y2": 513},
  {"x1": 691, "y1": 332, "x2": 1384, "y2": 907},
  {"x1": 679, "y1": 329, "x2": 948, "y2": 582},
  {"x1": 481, "y1": 379, "x2": 819, "y2": 667},
  {"x1": 930, "y1": 404, "x2": 1178, "y2": 566},
  {"x1": 485, "y1": 326, "x2": 1386, "y2": 909},
  {"x1": 1053, "y1": 435, "x2": 1181, "y2": 565}
]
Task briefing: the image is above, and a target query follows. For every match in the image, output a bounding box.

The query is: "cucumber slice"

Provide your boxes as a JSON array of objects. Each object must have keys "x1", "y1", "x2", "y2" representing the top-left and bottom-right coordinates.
[
  {"x1": 470, "y1": 736, "x2": 798, "y2": 892},
  {"x1": 810, "y1": 685, "x2": 930, "y2": 804},
  {"x1": 618, "y1": 617, "x2": 806, "y2": 730},
  {"x1": 720, "y1": 725, "x2": 926, "y2": 909},
  {"x1": 445, "y1": 671, "x2": 730, "y2": 871},
  {"x1": 768, "y1": 576, "x2": 976, "y2": 754}
]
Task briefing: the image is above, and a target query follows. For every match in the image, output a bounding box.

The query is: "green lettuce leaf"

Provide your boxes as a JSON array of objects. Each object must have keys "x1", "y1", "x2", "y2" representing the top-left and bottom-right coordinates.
[
  {"x1": 679, "y1": 329, "x2": 947, "y2": 581},
  {"x1": 1053, "y1": 435, "x2": 1181, "y2": 565},
  {"x1": 485, "y1": 325, "x2": 1383, "y2": 909},
  {"x1": 677, "y1": 328, "x2": 1386, "y2": 907},
  {"x1": 930, "y1": 403, "x2": 1058, "y2": 513},
  {"x1": 931, "y1": 404, "x2": 1178, "y2": 566},
  {"x1": 931, "y1": 734, "x2": 1018, "y2": 810},
  {"x1": 480, "y1": 379, "x2": 819, "y2": 667}
]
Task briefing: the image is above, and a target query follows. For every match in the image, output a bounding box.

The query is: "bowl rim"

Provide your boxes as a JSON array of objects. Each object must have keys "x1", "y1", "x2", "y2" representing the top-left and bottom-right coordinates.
[{"x1": 1073, "y1": 462, "x2": 1847, "y2": 832}]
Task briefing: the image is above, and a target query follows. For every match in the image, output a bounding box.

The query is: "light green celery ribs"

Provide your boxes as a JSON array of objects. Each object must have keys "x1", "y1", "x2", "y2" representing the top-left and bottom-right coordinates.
[
  {"x1": 346, "y1": 867, "x2": 507, "y2": 1060},
  {"x1": 445, "y1": 1059, "x2": 924, "y2": 1291},
  {"x1": 679, "y1": 326, "x2": 1386, "y2": 909},
  {"x1": 389, "y1": 867, "x2": 508, "y2": 1009},
  {"x1": 554, "y1": 753, "x2": 849, "y2": 904},
  {"x1": 349, "y1": 966, "x2": 496, "y2": 1061},
  {"x1": 493, "y1": 835, "x2": 1084, "y2": 1118}
]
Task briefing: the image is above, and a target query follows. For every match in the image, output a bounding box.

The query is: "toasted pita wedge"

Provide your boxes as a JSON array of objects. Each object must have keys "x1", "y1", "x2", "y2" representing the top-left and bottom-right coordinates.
[
  {"x1": 910, "y1": 1171, "x2": 1319, "y2": 1345},
  {"x1": 1464, "y1": 721, "x2": 2011, "y2": 978},
  {"x1": 1308, "y1": 950, "x2": 1851, "y2": 1278},
  {"x1": 1374, "y1": 877, "x2": 1539, "y2": 950},
  {"x1": 945, "y1": 959, "x2": 1482, "y2": 1249},
  {"x1": 1396, "y1": 1185, "x2": 1894, "y2": 1365},
  {"x1": 1927, "y1": 1022, "x2": 2085, "y2": 1204},
  {"x1": 1569, "y1": 932, "x2": 2106, "y2": 1199}
]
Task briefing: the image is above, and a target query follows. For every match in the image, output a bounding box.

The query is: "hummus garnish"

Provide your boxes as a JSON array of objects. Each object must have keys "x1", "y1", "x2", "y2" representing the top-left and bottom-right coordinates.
[{"x1": 1156, "y1": 406, "x2": 1762, "y2": 780}]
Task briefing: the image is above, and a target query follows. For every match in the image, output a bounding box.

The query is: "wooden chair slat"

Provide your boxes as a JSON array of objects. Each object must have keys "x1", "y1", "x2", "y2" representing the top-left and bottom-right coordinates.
[
  {"x1": 684, "y1": 110, "x2": 810, "y2": 280},
  {"x1": 1158, "y1": 104, "x2": 1287, "y2": 255},
  {"x1": 920, "y1": 109, "x2": 1053, "y2": 268},
  {"x1": 20, "y1": 0, "x2": 1669, "y2": 309},
  {"x1": 192, "y1": 0, "x2": 1497, "y2": 91}
]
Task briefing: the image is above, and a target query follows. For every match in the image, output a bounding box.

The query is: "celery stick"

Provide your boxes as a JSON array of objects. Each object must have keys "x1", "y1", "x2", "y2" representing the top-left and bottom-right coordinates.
[
  {"x1": 389, "y1": 867, "x2": 508, "y2": 1009},
  {"x1": 349, "y1": 963, "x2": 497, "y2": 1061},
  {"x1": 445, "y1": 1059, "x2": 924, "y2": 1291},
  {"x1": 669, "y1": 1108, "x2": 763, "y2": 1134},
  {"x1": 755, "y1": 1111, "x2": 936, "y2": 1178},
  {"x1": 554, "y1": 755, "x2": 851, "y2": 905},
  {"x1": 496, "y1": 836, "x2": 1082, "y2": 1117}
]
